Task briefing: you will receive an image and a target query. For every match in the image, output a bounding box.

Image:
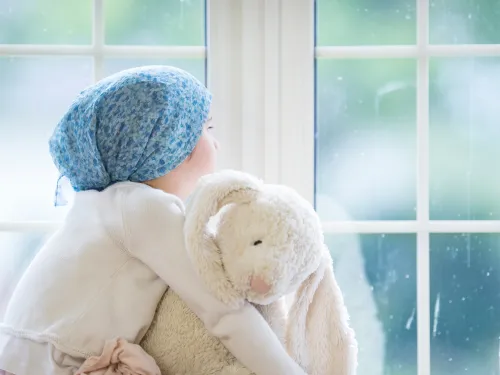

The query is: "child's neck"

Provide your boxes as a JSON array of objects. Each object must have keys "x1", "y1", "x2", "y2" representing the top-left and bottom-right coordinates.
[{"x1": 143, "y1": 174, "x2": 187, "y2": 200}]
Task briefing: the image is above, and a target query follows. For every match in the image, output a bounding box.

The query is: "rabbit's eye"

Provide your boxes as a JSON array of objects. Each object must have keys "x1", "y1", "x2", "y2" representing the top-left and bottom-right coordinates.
[{"x1": 253, "y1": 240, "x2": 263, "y2": 246}]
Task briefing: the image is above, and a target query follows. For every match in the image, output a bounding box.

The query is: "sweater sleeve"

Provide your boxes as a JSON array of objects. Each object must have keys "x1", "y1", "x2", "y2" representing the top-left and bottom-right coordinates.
[{"x1": 121, "y1": 187, "x2": 307, "y2": 375}]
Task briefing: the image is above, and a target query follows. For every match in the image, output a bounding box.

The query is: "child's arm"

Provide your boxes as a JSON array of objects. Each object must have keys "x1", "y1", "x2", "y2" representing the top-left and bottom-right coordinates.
[{"x1": 122, "y1": 189, "x2": 306, "y2": 375}]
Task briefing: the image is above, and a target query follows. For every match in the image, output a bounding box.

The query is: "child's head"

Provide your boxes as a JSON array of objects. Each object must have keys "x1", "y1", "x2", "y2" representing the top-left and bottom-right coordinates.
[
  {"x1": 144, "y1": 114, "x2": 219, "y2": 199},
  {"x1": 49, "y1": 65, "x2": 218, "y2": 200}
]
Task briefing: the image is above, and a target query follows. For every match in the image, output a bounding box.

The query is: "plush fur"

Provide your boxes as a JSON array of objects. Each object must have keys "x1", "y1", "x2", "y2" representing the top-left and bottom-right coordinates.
[{"x1": 140, "y1": 170, "x2": 357, "y2": 375}]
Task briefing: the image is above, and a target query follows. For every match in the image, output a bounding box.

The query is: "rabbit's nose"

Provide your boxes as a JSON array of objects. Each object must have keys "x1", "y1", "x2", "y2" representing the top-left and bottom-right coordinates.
[{"x1": 249, "y1": 275, "x2": 271, "y2": 294}]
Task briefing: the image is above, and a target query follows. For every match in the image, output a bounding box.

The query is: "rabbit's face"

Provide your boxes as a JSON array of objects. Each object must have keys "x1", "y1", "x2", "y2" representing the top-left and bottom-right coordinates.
[{"x1": 214, "y1": 185, "x2": 323, "y2": 305}]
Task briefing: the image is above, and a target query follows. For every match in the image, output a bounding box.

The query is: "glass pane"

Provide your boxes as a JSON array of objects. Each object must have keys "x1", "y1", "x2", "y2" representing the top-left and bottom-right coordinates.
[
  {"x1": 103, "y1": 58, "x2": 205, "y2": 84},
  {"x1": 430, "y1": 234, "x2": 500, "y2": 375},
  {"x1": 0, "y1": 232, "x2": 51, "y2": 320},
  {"x1": 0, "y1": 57, "x2": 93, "y2": 221},
  {"x1": 327, "y1": 233, "x2": 417, "y2": 375},
  {"x1": 430, "y1": 0, "x2": 500, "y2": 44},
  {"x1": 0, "y1": 0, "x2": 91, "y2": 44},
  {"x1": 429, "y1": 58, "x2": 500, "y2": 220},
  {"x1": 316, "y1": 59, "x2": 416, "y2": 221},
  {"x1": 316, "y1": 0, "x2": 416, "y2": 46},
  {"x1": 104, "y1": 0, "x2": 205, "y2": 46}
]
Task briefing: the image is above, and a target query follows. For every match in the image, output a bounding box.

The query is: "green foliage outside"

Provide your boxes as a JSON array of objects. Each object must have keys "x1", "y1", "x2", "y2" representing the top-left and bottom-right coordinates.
[{"x1": 317, "y1": 1, "x2": 500, "y2": 375}]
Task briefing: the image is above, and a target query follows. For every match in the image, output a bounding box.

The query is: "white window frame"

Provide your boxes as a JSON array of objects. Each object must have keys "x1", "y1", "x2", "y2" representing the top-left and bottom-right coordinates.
[
  {"x1": 275, "y1": 1, "x2": 500, "y2": 375},
  {"x1": 207, "y1": 0, "x2": 316, "y2": 194},
  {"x1": 3, "y1": 0, "x2": 500, "y2": 374}
]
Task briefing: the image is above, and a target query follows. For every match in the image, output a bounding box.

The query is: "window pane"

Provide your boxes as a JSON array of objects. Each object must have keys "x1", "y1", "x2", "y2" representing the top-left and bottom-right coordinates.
[
  {"x1": 105, "y1": 0, "x2": 205, "y2": 46},
  {"x1": 103, "y1": 58, "x2": 205, "y2": 84},
  {"x1": 327, "y1": 233, "x2": 417, "y2": 375},
  {"x1": 316, "y1": 0, "x2": 416, "y2": 46},
  {"x1": 430, "y1": 0, "x2": 500, "y2": 44},
  {"x1": 316, "y1": 59, "x2": 416, "y2": 221},
  {"x1": 0, "y1": 232, "x2": 50, "y2": 320},
  {"x1": 430, "y1": 233, "x2": 500, "y2": 375},
  {"x1": 430, "y1": 58, "x2": 500, "y2": 220},
  {"x1": 0, "y1": 0, "x2": 91, "y2": 44},
  {"x1": 0, "y1": 57, "x2": 93, "y2": 221}
]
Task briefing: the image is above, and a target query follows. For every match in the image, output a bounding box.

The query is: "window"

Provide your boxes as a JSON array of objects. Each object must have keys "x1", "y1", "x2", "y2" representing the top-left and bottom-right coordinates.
[
  {"x1": 314, "y1": 0, "x2": 500, "y2": 375},
  {"x1": 2, "y1": 1, "x2": 500, "y2": 374},
  {"x1": 0, "y1": 0, "x2": 206, "y2": 316}
]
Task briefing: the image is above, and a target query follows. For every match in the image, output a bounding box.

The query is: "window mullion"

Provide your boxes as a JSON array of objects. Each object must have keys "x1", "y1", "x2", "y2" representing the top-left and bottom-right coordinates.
[
  {"x1": 92, "y1": 0, "x2": 104, "y2": 82},
  {"x1": 315, "y1": 44, "x2": 500, "y2": 59},
  {"x1": 208, "y1": 0, "x2": 281, "y2": 180},
  {"x1": 416, "y1": 0, "x2": 431, "y2": 373},
  {"x1": 0, "y1": 222, "x2": 60, "y2": 233},
  {"x1": 207, "y1": 0, "x2": 244, "y2": 172},
  {"x1": 279, "y1": 0, "x2": 315, "y2": 204},
  {"x1": 240, "y1": 0, "x2": 266, "y2": 177},
  {"x1": 263, "y1": 0, "x2": 281, "y2": 184}
]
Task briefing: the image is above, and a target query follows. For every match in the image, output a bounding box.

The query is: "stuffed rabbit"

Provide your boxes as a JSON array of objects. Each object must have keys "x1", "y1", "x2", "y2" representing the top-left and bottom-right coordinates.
[{"x1": 141, "y1": 170, "x2": 357, "y2": 375}]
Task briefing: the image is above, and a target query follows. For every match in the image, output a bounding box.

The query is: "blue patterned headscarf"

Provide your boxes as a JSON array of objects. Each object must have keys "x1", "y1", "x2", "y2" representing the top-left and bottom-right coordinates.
[{"x1": 49, "y1": 66, "x2": 212, "y2": 205}]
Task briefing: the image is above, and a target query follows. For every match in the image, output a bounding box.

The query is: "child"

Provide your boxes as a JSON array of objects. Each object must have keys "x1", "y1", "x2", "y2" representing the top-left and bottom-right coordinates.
[{"x1": 0, "y1": 66, "x2": 306, "y2": 375}]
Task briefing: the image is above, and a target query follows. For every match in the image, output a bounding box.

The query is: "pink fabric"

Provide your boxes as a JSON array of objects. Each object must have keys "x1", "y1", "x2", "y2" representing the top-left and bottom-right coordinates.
[{"x1": 75, "y1": 338, "x2": 160, "y2": 375}]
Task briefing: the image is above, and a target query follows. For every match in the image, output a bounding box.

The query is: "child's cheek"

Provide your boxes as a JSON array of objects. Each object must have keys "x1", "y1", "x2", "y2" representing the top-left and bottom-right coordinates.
[{"x1": 193, "y1": 135, "x2": 216, "y2": 174}]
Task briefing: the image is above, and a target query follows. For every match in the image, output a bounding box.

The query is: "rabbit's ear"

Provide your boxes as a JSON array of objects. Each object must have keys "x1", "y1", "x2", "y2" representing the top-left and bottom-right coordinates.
[
  {"x1": 286, "y1": 250, "x2": 358, "y2": 375},
  {"x1": 184, "y1": 170, "x2": 262, "y2": 308}
]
